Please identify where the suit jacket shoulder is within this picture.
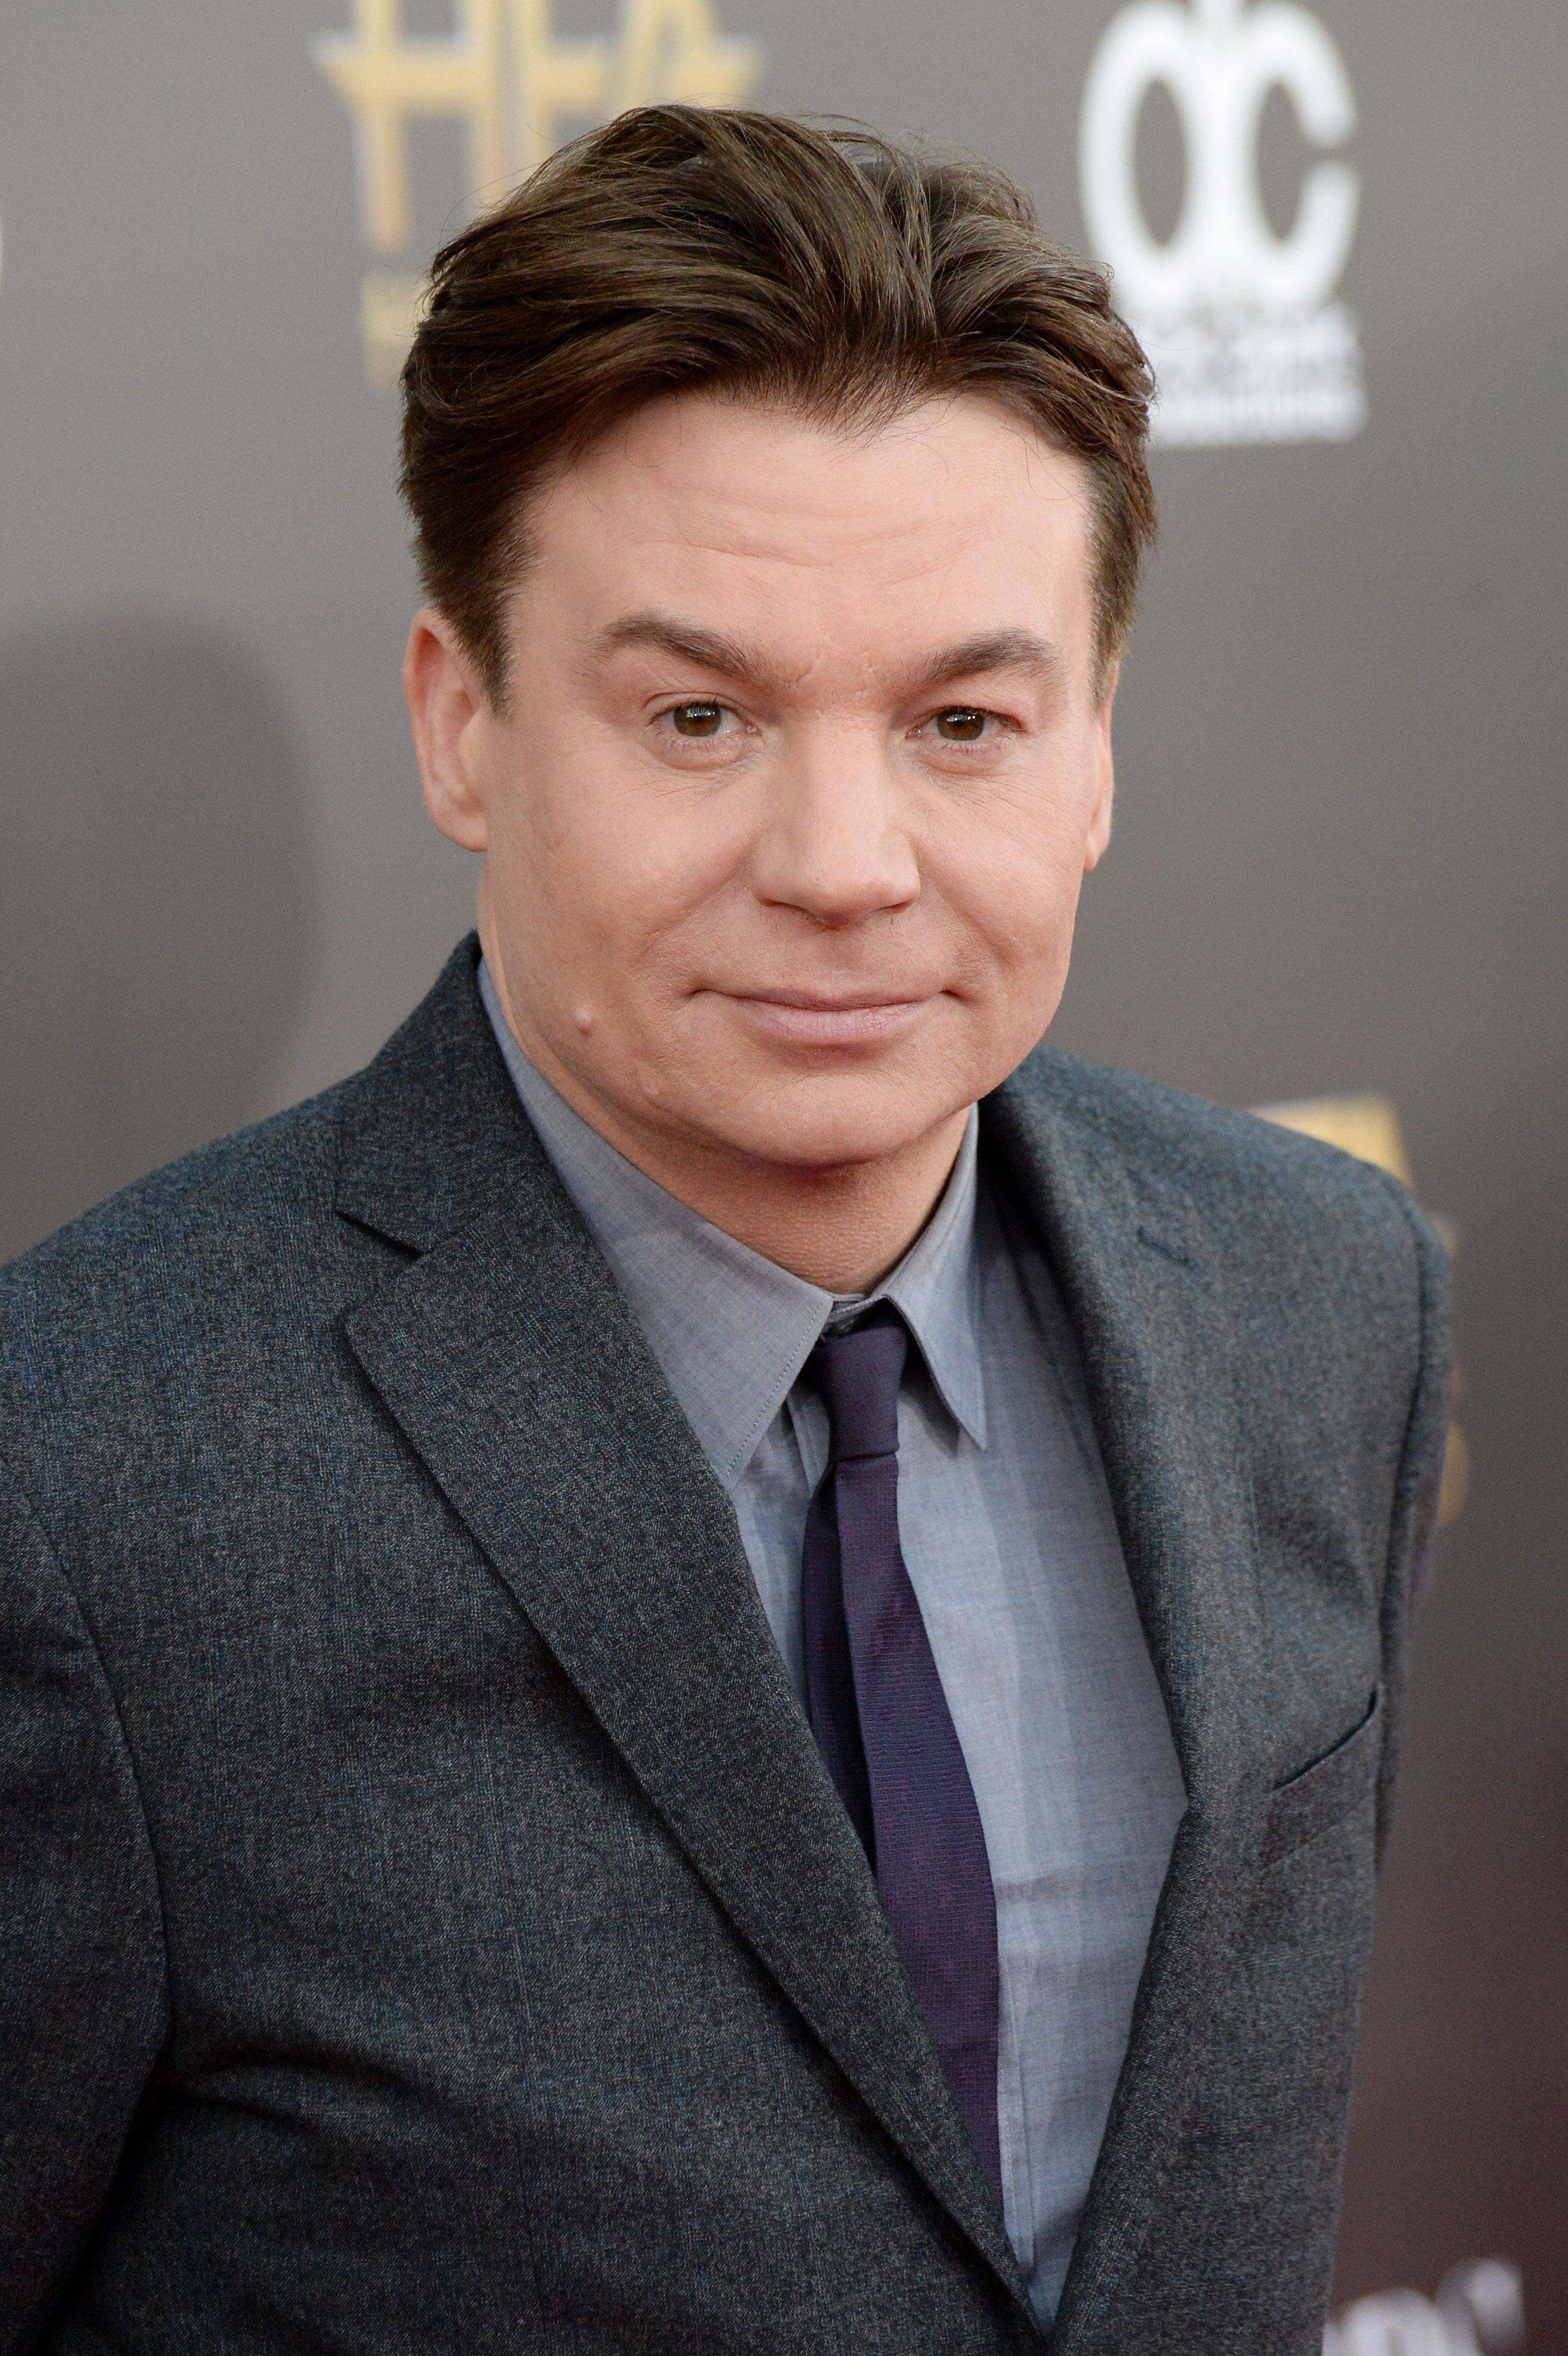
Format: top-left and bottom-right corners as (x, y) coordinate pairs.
(993, 1041), (1451, 1531)
(1004, 1038), (1443, 1304)
(0, 944), (529, 1494)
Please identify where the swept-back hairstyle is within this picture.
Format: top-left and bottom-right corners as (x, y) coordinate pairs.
(401, 105), (1156, 702)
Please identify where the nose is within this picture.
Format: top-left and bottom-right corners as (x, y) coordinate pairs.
(747, 726), (921, 928)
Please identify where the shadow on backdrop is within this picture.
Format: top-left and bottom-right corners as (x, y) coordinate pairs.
(0, 617), (317, 1261)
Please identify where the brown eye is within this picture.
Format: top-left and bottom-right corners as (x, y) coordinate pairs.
(934, 708), (988, 741)
(669, 702), (725, 737)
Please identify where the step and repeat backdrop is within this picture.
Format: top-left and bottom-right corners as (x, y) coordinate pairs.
(1, 4), (1563, 2343)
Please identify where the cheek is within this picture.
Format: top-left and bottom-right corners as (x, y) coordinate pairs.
(929, 789), (1093, 981)
(496, 749), (748, 976)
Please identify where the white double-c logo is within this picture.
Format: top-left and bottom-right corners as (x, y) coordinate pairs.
(1080, 0), (1358, 317)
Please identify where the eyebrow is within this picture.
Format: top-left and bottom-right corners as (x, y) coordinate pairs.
(912, 630), (1067, 695)
(595, 611), (781, 688)
(591, 611), (1067, 702)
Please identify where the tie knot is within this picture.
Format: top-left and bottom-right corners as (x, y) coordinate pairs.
(809, 1310), (907, 1464)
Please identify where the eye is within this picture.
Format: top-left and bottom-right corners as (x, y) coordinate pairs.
(666, 701), (728, 738)
(930, 707), (992, 743)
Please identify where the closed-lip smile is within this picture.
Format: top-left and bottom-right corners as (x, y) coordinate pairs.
(723, 989), (933, 1047)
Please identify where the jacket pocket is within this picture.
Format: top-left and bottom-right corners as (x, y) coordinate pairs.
(1262, 1687), (1382, 1866)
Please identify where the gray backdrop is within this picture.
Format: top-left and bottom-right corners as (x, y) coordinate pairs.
(2, 2), (1563, 2339)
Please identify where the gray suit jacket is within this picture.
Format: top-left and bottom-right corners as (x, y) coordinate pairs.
(0, 938), (1451, 2355)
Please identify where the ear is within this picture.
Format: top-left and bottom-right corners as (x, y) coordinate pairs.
(1082, 657), (1120, 872)
(403, 607), (492, 852)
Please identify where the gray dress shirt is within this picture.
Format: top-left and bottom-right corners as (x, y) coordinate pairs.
(480, 964), (1187, 2326)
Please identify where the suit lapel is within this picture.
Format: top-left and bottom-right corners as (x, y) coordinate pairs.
(335, 944), (1029, 2313)
(983, 1065), (1270, 2351)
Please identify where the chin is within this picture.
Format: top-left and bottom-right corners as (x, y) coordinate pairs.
(710, 1082), (963, 1176)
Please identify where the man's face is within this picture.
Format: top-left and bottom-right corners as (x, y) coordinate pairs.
(410, 390), (1116, 1177)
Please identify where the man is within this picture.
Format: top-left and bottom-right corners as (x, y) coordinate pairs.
(0, 107), (1448, 2355)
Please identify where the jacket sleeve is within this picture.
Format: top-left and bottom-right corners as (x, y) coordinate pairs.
(0, 1465), (170, 2352)
(1369, 1182), (1455, 1869)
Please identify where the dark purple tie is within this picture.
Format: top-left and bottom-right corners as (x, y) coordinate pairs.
(800, 1307), (1003, 2207)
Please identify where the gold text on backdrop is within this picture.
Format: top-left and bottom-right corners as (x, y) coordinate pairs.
(313, 0), (764, 386)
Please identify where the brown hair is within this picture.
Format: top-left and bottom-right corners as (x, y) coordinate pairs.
(401, 105), (1156, 704)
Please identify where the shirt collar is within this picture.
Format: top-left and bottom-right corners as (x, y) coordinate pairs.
(479, 959), (986, 1489)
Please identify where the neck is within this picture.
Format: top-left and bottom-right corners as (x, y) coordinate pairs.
(486, 980), (967, 1297)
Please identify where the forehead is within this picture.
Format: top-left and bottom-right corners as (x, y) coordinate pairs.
(523, 391), (1097, 664)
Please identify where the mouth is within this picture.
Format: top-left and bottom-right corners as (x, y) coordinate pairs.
(723, 990), (933, 1049)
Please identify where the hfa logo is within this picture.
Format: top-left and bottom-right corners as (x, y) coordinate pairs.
(1079, 0), (1364, 449)
(314, 0), (765, 387)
